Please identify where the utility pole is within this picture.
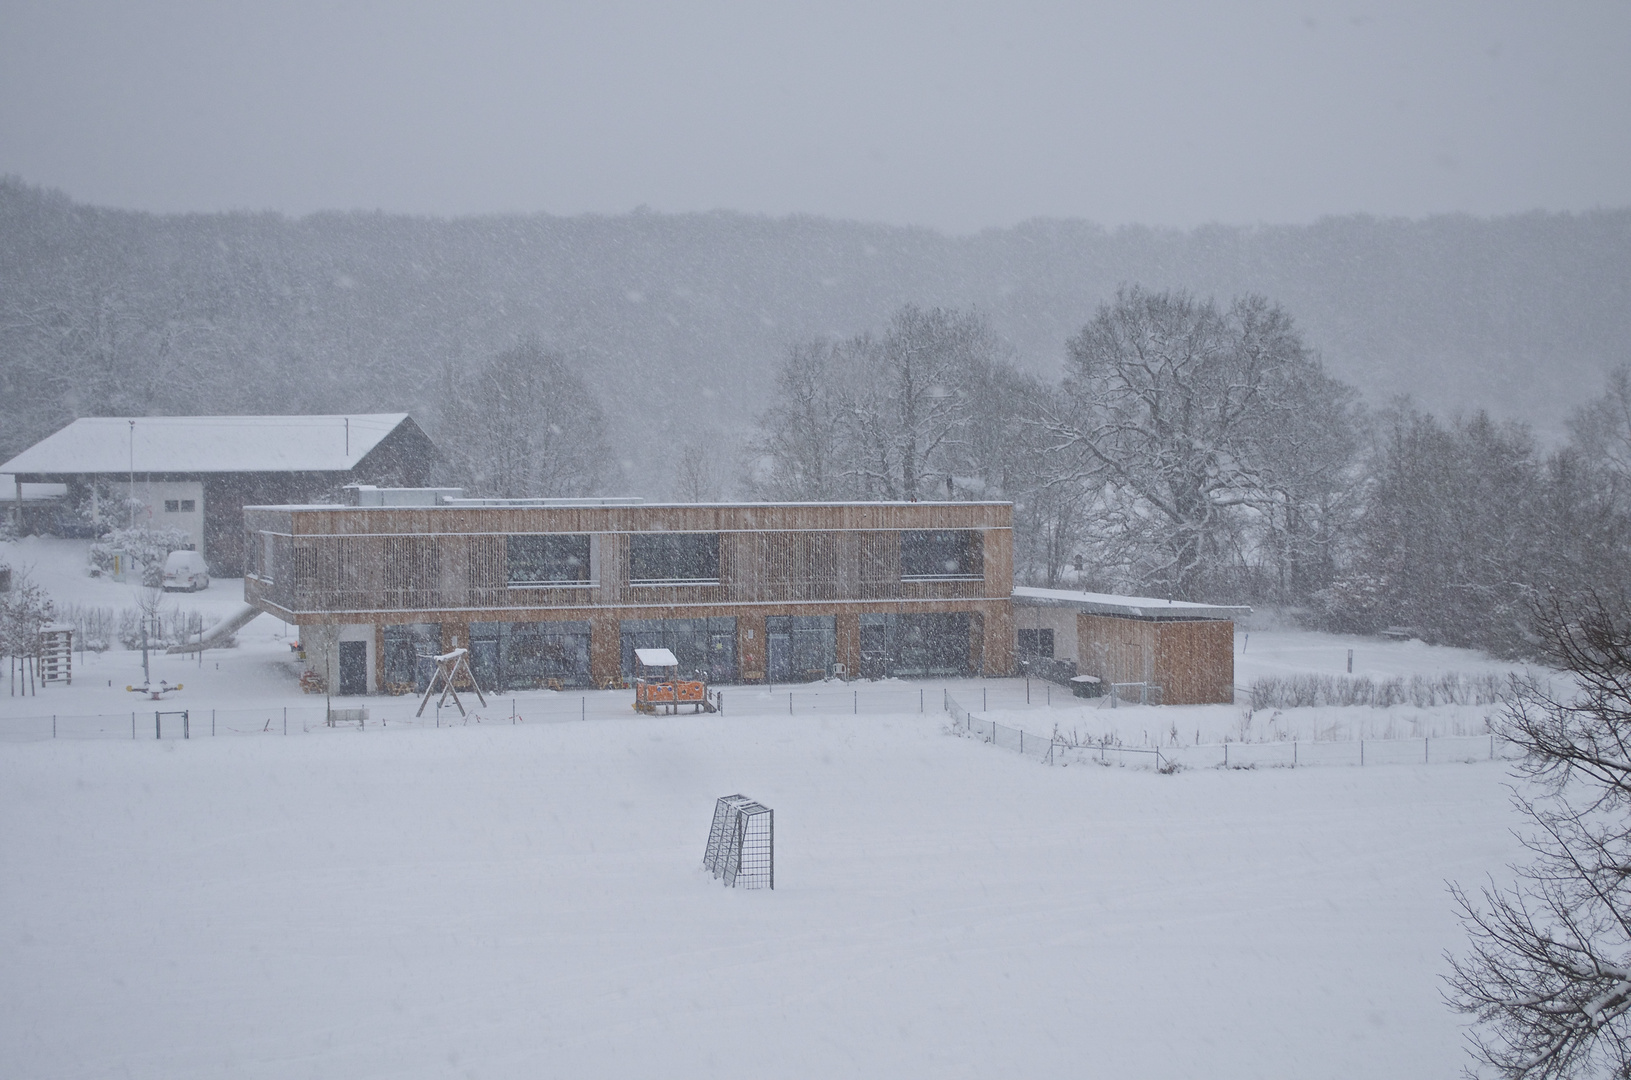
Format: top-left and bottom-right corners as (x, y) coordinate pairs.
(128, 419), (136, 529)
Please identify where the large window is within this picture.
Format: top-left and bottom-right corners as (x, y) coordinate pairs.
(858, 612), (973, 678)
(620, 617), (736, 681)
(900, 530), (983, 580)
(469, 620), (592, 690)
(629, 533), (720, 584)
(765, 615), (836, 682)
(507, 534), (591, 586)
(383, 623), (441, 693)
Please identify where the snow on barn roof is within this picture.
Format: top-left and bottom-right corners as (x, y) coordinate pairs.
(1, 415), (415, 476)
(1012, 585), (1250, 621)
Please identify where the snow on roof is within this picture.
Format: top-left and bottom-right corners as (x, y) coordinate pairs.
(0, 415), (414, 476)
(635, 647), (680, 667)
(0, 476), (68, 502)
(1012, 585), (1250, 621)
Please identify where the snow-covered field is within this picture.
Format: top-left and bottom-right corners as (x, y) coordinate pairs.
(3, 711), (1519, 1080)
(1, 536), (1540, 1077)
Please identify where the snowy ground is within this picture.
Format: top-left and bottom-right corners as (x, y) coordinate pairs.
(2, 711), (1520, 1080)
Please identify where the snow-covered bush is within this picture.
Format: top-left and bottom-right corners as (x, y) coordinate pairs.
(57, 603), (115, 652)
(1248, 671), (1508, 710)
(90, 526), (193, 586)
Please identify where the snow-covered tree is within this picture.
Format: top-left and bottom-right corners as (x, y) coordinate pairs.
(437, 340), (611, 498)
(1053, 286), (1358, 601)
(1448, 594), (1631, 1079)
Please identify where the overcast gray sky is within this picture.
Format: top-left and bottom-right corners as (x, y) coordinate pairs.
(2, 0), (1627, 232)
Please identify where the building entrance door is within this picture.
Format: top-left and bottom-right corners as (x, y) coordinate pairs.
(338, 640), (368, 695)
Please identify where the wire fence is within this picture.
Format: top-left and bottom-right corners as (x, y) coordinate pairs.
(942, 690), (1524, 770)
(0, 682), (962, 742)
(943, 689), (1056, 760)
(0, 698), (603, 742)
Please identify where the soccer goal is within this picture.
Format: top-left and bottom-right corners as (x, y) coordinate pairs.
(703, 794), (774, 889)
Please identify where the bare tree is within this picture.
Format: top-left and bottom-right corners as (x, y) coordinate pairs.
(438, 340), (610, 498)
(1054, 286), (1356, 600)
(1448, 595), (1631, 1078)
(747, 339), (854, 500)
(751, 306), (1013, 503)
(674, 429), (735, 502)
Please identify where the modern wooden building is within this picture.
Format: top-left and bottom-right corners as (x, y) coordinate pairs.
(2, 414), (438, 575)
(1012, 586), (1248, 705)
(243, 494), (1014, 695)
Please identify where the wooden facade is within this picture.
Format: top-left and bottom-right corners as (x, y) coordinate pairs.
(244, 501), (1014, 692)
(1076, 614), (1236, 705)
(1011, 586), (1245, 705)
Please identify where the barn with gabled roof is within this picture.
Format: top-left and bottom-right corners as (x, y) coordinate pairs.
(2, 414), (438, 575)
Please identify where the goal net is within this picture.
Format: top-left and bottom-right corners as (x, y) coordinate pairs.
(703, 794), (774, 889)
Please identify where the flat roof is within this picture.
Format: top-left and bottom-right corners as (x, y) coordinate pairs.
(1, 414), (416, 475)
(243, 499), (1015, 514)
(1012, 585), (1250, 621)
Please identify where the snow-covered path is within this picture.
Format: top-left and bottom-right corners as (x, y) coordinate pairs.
(2, 712), (1517, 1079)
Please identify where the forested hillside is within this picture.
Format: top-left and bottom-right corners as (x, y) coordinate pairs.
(2, 177), (1627, 494)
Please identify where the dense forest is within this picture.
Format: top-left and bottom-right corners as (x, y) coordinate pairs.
(3, 176), (1628, 490)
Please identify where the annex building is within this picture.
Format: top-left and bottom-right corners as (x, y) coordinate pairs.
(1012, 586), (1248, 705)
(244, 492), (1015, 694)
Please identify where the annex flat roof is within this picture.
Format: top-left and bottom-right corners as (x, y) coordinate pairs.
(1, 414), (414, 476)
(1012, 585), (1250, 621)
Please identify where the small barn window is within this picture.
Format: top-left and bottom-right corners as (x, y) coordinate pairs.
(629, 533), (720, 584)
(180, 499), (195, 512)
(164, 500), (180, 512)
(901, 530), (982, 580)
(506, 534), (591, 586)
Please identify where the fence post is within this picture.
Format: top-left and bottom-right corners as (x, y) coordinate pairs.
(1294, 740), (1298, 768)
(983, 687), (987, 712)
(1360, 739), (1364, 766)
(1425, 737), (1429, 764)
(789, 691), (793, 715)
(920, 689), (924, 713)
(283, 707), (287, 736)
(853, 690), (857, 715)
(1490, 733), (1494, 760)
(53, 715), (56, 739)
(1019, 730), (1023, 754)
(1224, 742), (1228, 768)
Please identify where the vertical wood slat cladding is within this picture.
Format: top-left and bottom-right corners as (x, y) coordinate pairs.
(1076, 612), (1234, 704)
(247, 503), (1011, 618)
(383, 536), (439, 612)
(1152, 620), (1235, 705)
(859, 531), (900, 599)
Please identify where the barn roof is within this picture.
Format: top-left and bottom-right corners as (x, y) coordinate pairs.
(1012, 585), (1250, 621)
(1, 414), (417, 476)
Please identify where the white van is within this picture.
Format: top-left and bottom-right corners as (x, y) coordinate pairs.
(162, 550), (210, 592)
